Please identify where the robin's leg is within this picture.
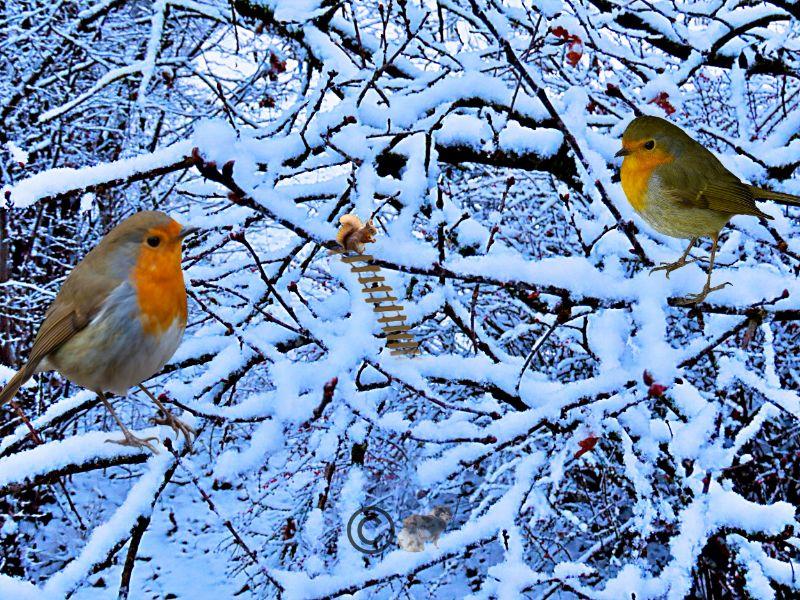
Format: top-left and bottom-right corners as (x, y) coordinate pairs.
(138, 384), (195, 448)
(99, 394), (159, 454)
(675, 233), (731, 305)
(650, 237), (698, 279)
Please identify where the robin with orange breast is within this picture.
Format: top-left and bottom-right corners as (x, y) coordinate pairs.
(0, 211), (197, 453)
(617, 115), (800, 304)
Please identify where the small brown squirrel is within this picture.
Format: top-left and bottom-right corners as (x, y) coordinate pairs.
(336, 214), (377, 254)
(397, 505), (452, 552)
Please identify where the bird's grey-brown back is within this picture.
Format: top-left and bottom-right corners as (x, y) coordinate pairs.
(38, 211), (173, 336)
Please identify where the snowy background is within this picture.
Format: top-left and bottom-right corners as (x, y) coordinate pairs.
(2, 0), (800, 598)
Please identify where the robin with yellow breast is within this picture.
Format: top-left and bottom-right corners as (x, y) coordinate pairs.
(617, 115), (800, 304)
(0, 211), (197, 453)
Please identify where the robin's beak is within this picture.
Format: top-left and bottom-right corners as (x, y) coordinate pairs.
(178, 226), (200, 240)
(615, 147), (631, 158)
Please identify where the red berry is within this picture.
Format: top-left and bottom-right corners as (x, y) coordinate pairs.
(574, 435), (599, 458)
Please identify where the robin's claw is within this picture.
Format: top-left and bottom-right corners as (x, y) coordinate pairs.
(151, 412), (196, 449)
(674, 281), (730, 306)
(106, 432), (160, 454)
(650, 257), (697, 279)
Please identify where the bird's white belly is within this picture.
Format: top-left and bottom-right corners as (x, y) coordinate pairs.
(45, 282), (185, 395)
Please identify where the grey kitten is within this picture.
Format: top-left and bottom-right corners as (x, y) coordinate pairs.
(398, 505), (452, 552)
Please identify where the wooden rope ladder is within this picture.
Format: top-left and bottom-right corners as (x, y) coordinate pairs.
(330, 249), (420, 357)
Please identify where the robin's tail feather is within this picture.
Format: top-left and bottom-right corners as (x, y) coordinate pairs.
(749, 186), (800, 207)
(0, 366), (32, 408)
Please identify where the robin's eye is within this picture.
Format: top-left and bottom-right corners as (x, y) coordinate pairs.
(644, 140), (655, 150)
(146, 236), (161, 248)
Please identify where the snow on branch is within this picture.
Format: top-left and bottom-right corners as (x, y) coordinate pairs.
(4, 142), (194, 207)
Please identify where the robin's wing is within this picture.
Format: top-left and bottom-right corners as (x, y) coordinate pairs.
(2, 299), (93, 407)
(688, 179), (768, 218)
(26, 255), (124, 372)
(26, 304), (90, 369)
(659, 148), (769, 218)
(0, 254), (121, 406)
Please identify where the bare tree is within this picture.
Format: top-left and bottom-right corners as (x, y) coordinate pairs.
(2, 1), (800, 598)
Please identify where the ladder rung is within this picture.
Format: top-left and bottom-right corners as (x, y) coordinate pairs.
(392, 348), (420, 356)
(358, 276), (385, 284)
(341, 254), (373, 263)
(378, 315), (407, 323)
(373, 305), (406, 313)
(363, 285), (393, 293)
(392, 345), (420, 353)
(387, 332), (414, 340)
(352, 265), (381, 273)
(382, 324), (411, 333)
(364, 296), (397, 304)
(387, 340), (419, 349)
